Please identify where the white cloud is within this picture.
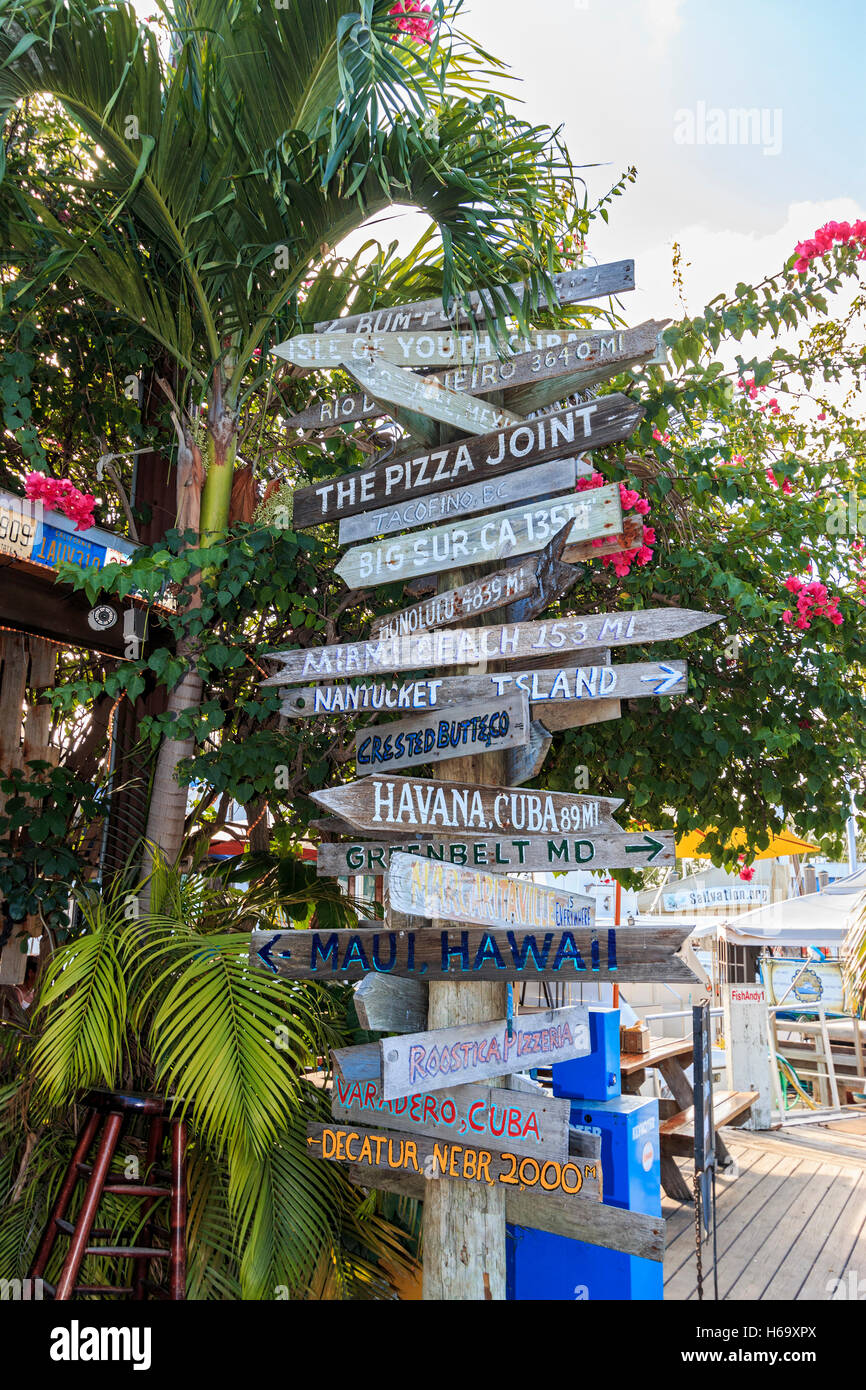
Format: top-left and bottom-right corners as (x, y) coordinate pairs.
(643, 0), (687, 61)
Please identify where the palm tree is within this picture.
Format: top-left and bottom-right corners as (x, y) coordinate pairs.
(0, 0), (570, 868)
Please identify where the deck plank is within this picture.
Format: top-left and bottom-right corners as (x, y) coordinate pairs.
(761, 1164), (859, 1300)
(723, 1159), (838, 1301)
(796, 1170), (866, 1299)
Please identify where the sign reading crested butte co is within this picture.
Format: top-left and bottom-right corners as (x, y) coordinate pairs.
(388, 853), (594, 934)
(354, 693), (529, 775)
(330, 1077), (571, 1161)
(250, 921), (697, 984)
(282, 660), (686, 719)
(334, 488), (621, 588)
(315, 830), (677, 877)
(380, 1006), (591, 1099)
(313, 259), (635, 334)
(291, 394), (642, 529)
(263, 609), (720, 686)
(285, 318), (664, 432)
(310, 775), (624, 837)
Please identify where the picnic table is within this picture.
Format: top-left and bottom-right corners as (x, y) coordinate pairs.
(621, 1036), (756, 1203)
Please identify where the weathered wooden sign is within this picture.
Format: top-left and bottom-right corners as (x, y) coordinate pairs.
(334, 487), (621, 588)
(313, 260), (635, 335)
(274, 325), (594, 371)
(354, 693), (529, 775)
(367, 523), (580, 641)
(337, 457), (577, 546)
(342, 356), (523, 437)
(353, 973), (427, 1034)
(387, 853), (594, 933)
(379, 1005), (591, 1099)
(285, 319), (664, 433)
(251, 922), (688, 982)
(281, 660), (686, 720)
(306, 1122), (600, 1200)
(316, 828), (677, 877)
(291, 393), (642, 530)
(264, 610), (718, 688)
(330, 1076), (571, 1161)
(309, 774), (624, 837)
(345, 1165), (664, 1261)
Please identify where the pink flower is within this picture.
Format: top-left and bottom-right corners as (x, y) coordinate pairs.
(818, 411), (826, 420)
(635, 545), (654, 566)
(634, 497), (650, 515)
(795, 616), (811, 629)
(785, 577), (803, 592)
(739, 866), (755, 881)
(25, 472), (96, 530)
(782, 610), (793, 624)
(829, 611), (844, 625)
(642, 527), (656, 545)
(389, 0), (435, 43)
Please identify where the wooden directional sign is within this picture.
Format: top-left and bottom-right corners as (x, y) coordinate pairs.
(337, 457), (577, 546)
(250, 921), (696, 983)
(313, 261), (635, 334)
(505, 719), (552, 788)
(379, 1005), (591, 1100)
(505, 519), (582, 626)
(345, 1166), (665, 1261)
(342, 356), (523, 437)
(388, 853), (595, 934)
(335, 487), (621, 589)
(316, 828), (677, 877)
(264, 609), (720, 688)
(330, 1076), (571, 1161)
(353, 973), (427, 1034)
(274, 325), (589, 372)
(291, 393), (642, 530)
(354, 693), (529, 776)
(309, 775), (625, 837)
(285, 319), (665, 433)
(306, 1122), (601, 1201)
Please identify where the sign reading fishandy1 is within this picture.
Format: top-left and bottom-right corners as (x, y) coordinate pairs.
(291, 393), (642, 530)
(379, 1006), (591, 1100)
(316, 829), (676, 877)
(262, 609), (720, 686)
(388, 853), (594, 934)
(310, 775), (624, 837)
(354, 693), (529, 775)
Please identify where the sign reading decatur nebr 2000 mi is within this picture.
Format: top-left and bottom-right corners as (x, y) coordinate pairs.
(354, 693), (529, 775)
(388, 853), (594, 934)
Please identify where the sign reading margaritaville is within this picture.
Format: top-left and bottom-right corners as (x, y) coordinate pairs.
(388, 853), (594, 933)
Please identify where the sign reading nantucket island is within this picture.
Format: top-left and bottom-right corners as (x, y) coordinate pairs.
(291, 394), (642, 529)
(388, 852), (594, 934)
(354, 693), (529, 775)
(379, 1006), (591, 1100)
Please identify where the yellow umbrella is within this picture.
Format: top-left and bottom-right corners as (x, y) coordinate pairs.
(675, 828), (820, 860)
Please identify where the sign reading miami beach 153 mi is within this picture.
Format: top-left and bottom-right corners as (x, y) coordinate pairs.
(388, 853), (594, 935)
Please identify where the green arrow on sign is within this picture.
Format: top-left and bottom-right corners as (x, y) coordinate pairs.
(625, 833), (668, 863)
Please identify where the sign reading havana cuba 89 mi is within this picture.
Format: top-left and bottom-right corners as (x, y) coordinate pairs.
(388, 852), (594, 934)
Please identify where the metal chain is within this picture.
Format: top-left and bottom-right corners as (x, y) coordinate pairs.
(694, 1169), (704, 1300)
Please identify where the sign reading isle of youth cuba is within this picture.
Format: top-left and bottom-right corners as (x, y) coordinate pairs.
(388, 852), (594, 934)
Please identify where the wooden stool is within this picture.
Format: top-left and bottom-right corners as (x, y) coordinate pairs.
(31, 1088), (187, 1300)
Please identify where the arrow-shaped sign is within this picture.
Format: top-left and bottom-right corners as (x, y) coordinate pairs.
(624, 832), (669, 863)
(255, 933), (289, 974)
(641, 662), (684, 696)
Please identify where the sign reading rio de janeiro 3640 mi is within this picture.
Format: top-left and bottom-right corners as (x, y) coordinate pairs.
(388, 853), (594, 934)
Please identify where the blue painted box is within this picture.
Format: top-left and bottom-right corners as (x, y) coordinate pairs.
(551, 1006), (621, 1101)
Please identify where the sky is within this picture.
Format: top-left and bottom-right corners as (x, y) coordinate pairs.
(359, 0), (866, 321)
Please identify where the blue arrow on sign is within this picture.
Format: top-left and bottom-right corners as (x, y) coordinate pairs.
(641, 662), (683, 696)
(256, 933), (290, 973)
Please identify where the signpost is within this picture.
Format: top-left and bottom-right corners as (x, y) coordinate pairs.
(263, 609), (720, 686)
(290, 394), (643, 530)
(341, 356), (524, 436)
(309, 774), (625, 837)
(379, 1005), (591, 1100)
(334, 487), (622, 588)
(330, 1077), (571, 1161)
(337, 457), (578, 546)
(274, 325), (602, 371)
(315, 828), (677, 877)
(387, 852), (593, 931)
(353, 692), (530, 775)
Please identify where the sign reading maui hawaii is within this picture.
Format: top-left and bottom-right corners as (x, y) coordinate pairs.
(290, 394), (642, 529)
(379, 1006), (591, 1100)
(284, 318), (665, 432)
(263, 609), (719, 686)
(315, 828), (676, 877)
(281, 660), (686, 720)
(353, 693), (529, 775)
(334, 487), (621, 588)
(310, 774), (624, 837)
(330, 1077), (571, 1161)
(388, 853), (594, 933)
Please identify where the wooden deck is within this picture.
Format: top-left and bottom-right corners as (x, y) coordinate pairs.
(663, 1121), (866, 1300)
